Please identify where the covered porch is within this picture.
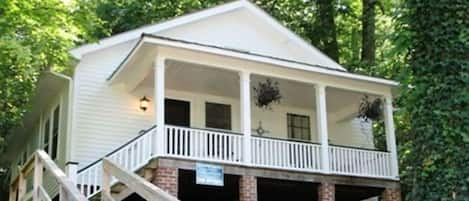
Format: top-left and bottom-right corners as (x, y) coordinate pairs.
(108, 34), (399, 180)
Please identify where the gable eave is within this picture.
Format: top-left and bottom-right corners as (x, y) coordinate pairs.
(109, 34), (398, 88)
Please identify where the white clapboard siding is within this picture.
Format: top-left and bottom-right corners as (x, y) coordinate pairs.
(157, 8), (341, 69)
(72, 41), (154, 169)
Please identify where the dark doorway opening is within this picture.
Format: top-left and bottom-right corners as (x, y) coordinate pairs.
(335, 185), (384, 201)
(165, 99), (191, 155)
(122, 193), (145, 201)
(165, 99), (190, 127)
(178, 169), (239, 201)
(257, 178), (318, 201)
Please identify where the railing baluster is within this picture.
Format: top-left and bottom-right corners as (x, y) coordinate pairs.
(93, 166), (99, 194)
(208, 132), (213, 159)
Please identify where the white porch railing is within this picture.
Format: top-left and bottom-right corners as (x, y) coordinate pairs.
(329, 145), (392, 178)
(251, 137), (321, 171)
(76, 126), (156, 198)
(164, 125), (244, 164)
(75, 125), (395, 198)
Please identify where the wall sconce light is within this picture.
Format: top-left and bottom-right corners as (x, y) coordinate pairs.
(140, 96), (150, 111)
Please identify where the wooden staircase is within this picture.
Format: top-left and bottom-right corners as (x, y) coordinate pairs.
(9, 150), (177, 201)
(89, 160), (160, 201)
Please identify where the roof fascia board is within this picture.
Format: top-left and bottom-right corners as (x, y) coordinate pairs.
(69, 0), (246, 59)
(110, 36), (398, 87)
(144, 37), (398, 86)
(108, 38), (146, 84)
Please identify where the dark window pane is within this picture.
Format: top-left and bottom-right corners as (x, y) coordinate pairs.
(52, 135), (58, 159)
(205, 102), (231, 130)
(43, 119), (50, 153)
(53, 106), (59, 133)
(51, 106), (60, 159)
(287, 114), (310, 141)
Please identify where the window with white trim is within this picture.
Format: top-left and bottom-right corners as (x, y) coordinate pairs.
(287, 113), (311, 141)
(42, 104), (60, 160)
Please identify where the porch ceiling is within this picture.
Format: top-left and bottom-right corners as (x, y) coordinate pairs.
(140, 60), (240, 98)
(136, 60), (377, 114)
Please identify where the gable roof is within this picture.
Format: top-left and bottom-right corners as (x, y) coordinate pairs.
(70, 0), (345, 71)
(109, 34), (398, 87)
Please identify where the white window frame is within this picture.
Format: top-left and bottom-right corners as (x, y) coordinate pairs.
(40, 97), (62, 161)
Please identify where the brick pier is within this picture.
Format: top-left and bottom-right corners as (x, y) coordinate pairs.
(152, 166), (178, 197)
(239, 175), (257, 201)
(318, 182), (335, 201)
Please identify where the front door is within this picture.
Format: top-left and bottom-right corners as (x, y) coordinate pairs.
(165, 99), (190, 155)
(165, 99), (190, 127)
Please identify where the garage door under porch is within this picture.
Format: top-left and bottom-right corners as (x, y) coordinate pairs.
(122, 158), (401, 201)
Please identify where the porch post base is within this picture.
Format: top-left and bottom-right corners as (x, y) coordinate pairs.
(240, 175), (257, 201)
(382, 188), (401, 201)
(152, 166), (178, 197)
(318, 182), (335, 201)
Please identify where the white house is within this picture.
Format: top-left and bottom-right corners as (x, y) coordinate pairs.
(6, 1), (401, 201)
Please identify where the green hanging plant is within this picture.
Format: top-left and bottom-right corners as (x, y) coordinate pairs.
(253, 78), (282, 110)
(358, 95), (382, 121)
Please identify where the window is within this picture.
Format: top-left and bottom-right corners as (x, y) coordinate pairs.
(43, 119), (50, 154)
(51, 106), (60, 160)
(205, 102), (231, 130)
(287, 114), (311, 141)
(42, 104), (60, 160)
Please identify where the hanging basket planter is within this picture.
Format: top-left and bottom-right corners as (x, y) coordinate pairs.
(358, 95), (382, 121)
(253, 78), (282, 110)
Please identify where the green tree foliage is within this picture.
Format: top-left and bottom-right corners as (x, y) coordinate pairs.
(0, 0), (100, 144)
(1, 0), (468, 200)
(92, 0), (227, 38)
(0, 0), (102, 197)
(400, 0), (469, 200)
(0, 0), (101, 150)
(314, 0), (340, 62)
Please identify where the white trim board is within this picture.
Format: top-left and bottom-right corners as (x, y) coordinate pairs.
(109, 35), (398, 87)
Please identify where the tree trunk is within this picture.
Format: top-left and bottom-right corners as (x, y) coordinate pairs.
(316, 0), (340, 63)
(361, 0), (376, 65)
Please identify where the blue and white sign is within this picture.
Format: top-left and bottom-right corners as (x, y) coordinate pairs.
(196, 163), (224, 186)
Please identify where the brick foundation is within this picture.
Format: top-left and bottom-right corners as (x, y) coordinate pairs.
(152, 167), (178, 197)
(240, 175), (257, 201)
(318, 182), (335, 201)
(382, 188), (401, 201)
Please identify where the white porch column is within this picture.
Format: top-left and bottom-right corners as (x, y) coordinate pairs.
(383, 96), (399, 178)
(154, 57), (166, 156)
(316, 84), (330, 173)
(240, 71), (252, 164)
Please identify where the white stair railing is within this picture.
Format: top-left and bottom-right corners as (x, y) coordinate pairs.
(9, 150), (87, 201)
(164, 125), (244, 164)
(251, 137), (322, 171)
(76, 126), (156, 198)
(329, 145), (392, 178)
